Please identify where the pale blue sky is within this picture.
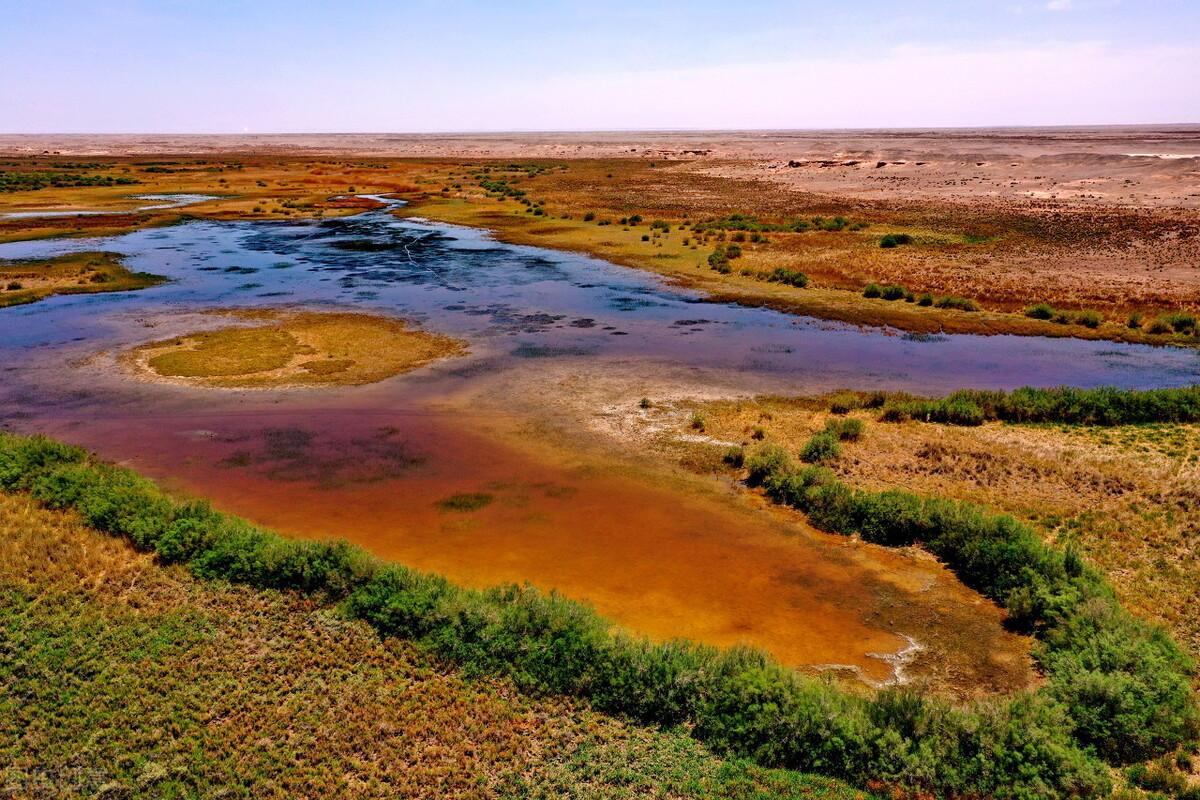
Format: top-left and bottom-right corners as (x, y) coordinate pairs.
(2, 0), (1197, 132)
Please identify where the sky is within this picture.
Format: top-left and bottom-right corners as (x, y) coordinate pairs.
(1, 0), (1197, 133)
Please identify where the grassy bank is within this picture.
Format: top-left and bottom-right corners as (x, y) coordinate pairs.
(3, 432), (1198, 798)
(860, 386), (1200, 427)
(0, 491), (866, 800)
(0, 251), (165, 308)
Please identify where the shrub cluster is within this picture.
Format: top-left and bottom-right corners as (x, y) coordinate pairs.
(708, 245), (741, 274)
(1024, 303), (1106, 329)
(879, 233), (913, 248)
(863, 283), (978, 311)
(0, 171), (139, 192)
(2, 432), (1195, 798)
(764, 267), (809, 287)
(878, 385), (1200, 426)
(691, 213), (867, 234)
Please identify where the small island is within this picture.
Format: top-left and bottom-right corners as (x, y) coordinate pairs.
(124, 309), (466, 388)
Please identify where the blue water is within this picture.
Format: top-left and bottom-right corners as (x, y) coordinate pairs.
(2, 199), (1197, 395)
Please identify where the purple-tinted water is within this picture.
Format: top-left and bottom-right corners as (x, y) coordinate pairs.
(1, 199), (1198, 397)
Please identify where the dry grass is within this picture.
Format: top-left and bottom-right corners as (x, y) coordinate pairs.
(0, 251), (164, 307)
(125, 309), (466, 388)
(0, 492), (873, 800)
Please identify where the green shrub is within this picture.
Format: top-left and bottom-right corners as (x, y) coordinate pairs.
(1075, 310), (1104, 329)
(880, 396), (985, 426)
(824, 417), (864, 441)
(917, 293), (934, 306)
(879, 233), (913, 248)
(935, 296), (979, 312)
(1026, 303), (1055, 320)
(744, 444), (792, 486)
(765, 267), (809, 287)
(722, 446), (745, 468)
(863, 283), (883, 298)
(1126, 312), (1143, 329)
(828, 393), (859, 415)
(880, 285), (907, 301)
(800, 431), (841, 463)
(1160, 312), (1197, 334)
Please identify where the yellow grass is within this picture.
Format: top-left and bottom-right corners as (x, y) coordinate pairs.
(126, 310), (466, 388)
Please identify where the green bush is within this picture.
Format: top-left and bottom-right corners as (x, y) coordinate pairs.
(880, 285), (907, 301)
(800, 431), (841, 463)
(879, 233), (913, 248)
(862, 283), (883, 298)
(1160, 312), (1197, 334)
(824, 417), (864, 441)
(917, 293), (934, 306)
(765, 267), (809, 287)
(1025, 303), (1055, 320)
(935, 296), (979, 312)
(880, 396), (985, 426)
(1075, 310), (1104, 329)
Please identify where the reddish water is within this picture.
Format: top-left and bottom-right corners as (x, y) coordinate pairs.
(37, 401), (1032, 690)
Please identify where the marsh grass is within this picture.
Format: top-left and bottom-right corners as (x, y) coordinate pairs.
(877, 386), (1200, 427)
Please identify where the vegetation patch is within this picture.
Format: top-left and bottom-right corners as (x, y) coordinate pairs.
(0, 170), (139, 192)
(1025, 303), (1108, 329)
(863, 282), (977, 311)
(2, 432), (1195, 798)
(0, 251), (165, 308)
(124, 310), (466, 388)
(872, 385), (1200, 427)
